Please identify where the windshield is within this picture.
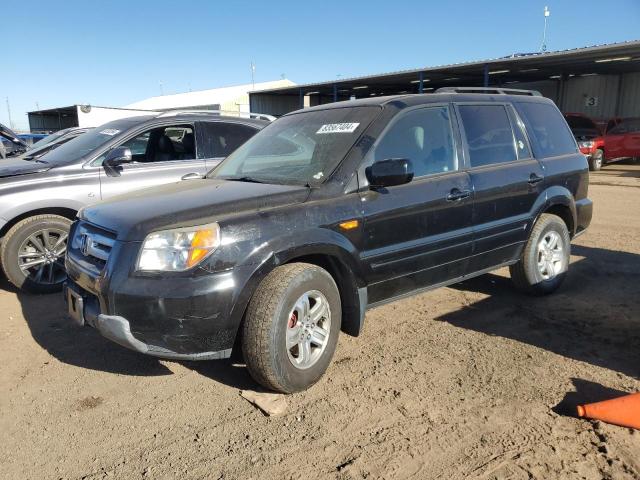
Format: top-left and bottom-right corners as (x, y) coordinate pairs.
(29, 130), (69, 149)
(37, 118), (149, 166)
(210, 106), (380, 186)
(565, 115), (598, 132)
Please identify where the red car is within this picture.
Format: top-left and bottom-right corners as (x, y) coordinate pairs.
(585, 117), (640, 171)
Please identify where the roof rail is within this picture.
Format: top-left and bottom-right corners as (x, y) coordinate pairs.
(156, 109), (276, 121)
(435, 87), (542, 97)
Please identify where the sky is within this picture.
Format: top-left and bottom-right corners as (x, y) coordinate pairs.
(2, 0), (640, 130)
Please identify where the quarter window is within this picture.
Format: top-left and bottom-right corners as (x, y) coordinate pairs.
(458, 105), (517, 167)
(374, 106), (457, 177)
(198, 122), (258, 158)
(516, 102), (577, 158)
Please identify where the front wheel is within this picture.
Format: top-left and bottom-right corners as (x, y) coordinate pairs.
(242, 263), (341, 393)
(589, 149), (604, 171)
(509, 213), (571, 296)
(0, 214), (72, 294)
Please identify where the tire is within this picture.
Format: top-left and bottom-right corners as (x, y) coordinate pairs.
(242, 262), (341, 393)
(509, 213), (571, 296)
(589, 149), (604, 171)
(1, 214), (72, 294)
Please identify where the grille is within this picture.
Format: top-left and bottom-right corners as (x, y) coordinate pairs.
(71, 222), (117, 270)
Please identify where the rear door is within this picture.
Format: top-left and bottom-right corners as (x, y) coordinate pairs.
(196, 121), (261, 170)
(621, 119), (640, 158)
(360, 104), (474, 304)
(456, 102), (543, 273)
(98, 123), (208, 200)
(604, 120), (629, 159)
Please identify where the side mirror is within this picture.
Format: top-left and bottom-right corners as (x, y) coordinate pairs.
(181, 172), (203, 181)
(103, 146), (133, 167)
(366, 158), (414, 188)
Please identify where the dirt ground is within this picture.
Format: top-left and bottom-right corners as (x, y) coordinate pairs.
(1, 163), (639, 480)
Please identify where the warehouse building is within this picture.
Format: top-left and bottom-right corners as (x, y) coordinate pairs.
(249, 40), (640, 121)
(27, 79), (295, 133)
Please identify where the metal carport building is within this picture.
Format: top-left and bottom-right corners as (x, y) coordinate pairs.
(249, 40), (640, 121)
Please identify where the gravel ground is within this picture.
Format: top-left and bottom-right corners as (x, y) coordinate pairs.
(1, 163), (639, 480)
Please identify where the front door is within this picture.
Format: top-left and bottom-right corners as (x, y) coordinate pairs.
(457, 102), (548, 273)
(98, 123), (208, 200)
(360, 105), (474, 304)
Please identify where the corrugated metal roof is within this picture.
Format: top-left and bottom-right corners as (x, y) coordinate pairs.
(252, 40), (640, 94)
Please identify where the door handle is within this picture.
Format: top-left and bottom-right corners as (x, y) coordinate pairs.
(446, 188), (471, 201)
(528, 173), (544, 185)
(181, 172), (203, 181)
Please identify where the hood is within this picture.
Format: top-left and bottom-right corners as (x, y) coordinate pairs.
(0, 157), (51, 177)
(0, 123), (28, 148)
(81, 179), (310, 241)
(571, 128), (600, 141)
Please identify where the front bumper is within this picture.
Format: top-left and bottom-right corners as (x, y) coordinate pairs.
(65, 234), (257, 359)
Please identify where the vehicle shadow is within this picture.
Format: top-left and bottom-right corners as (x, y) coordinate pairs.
(12, 275), (259, 387)
(11, 277), (172, 376)
(437, 244), (640, 380)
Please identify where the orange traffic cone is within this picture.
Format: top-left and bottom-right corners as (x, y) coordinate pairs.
(577, 392), (640, 429)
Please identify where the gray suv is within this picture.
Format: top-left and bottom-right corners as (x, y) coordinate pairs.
(0, 111), (268, 293)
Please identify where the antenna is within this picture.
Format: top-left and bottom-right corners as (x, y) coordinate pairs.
(250, 61), (256, 90)
(5, 97), (13, 129)
(159, 81), (164, 96)
(541, 6), (550, 52)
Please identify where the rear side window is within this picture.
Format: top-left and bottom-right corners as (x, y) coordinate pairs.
(608, 119), (640, 135)
(458, 105), (517, 167)
(516, 103), (577, 158)
(374, 106), (457, 177)
(198, 122), (258, 159)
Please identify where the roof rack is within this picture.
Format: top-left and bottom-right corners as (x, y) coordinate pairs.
(435, 87), (542, 96)
(156, 109), (276, 121)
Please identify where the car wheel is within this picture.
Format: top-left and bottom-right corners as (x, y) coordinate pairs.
(242, 262), (341, 393)
(589, 149), (604, 171)
(509, 213), (571, 296)
(0, 215), (72, 294)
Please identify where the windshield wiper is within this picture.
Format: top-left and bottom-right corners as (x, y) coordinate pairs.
(225, 176), (265, 184)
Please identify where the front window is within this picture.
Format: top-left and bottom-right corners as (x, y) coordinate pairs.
(36, 117), (153, 166)
(210, 106), (380, 186)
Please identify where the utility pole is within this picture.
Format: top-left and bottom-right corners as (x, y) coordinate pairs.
(5, 97), (14, 129)
(250, 61), (256, 90)
(159, 81), (164, 96)
(541, 6), (550, 52)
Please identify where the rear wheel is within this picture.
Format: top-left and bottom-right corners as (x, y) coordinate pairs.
(242, 263), (341, 393)
(509, 213), (571, 295)
(589, 149), (604, 171)
(0, 215), (72, 294)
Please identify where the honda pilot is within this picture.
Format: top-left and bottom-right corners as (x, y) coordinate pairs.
(65, 89), (592, 393)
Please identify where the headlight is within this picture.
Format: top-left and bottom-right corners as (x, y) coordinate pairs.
(137, 223), (220, 272)
(578, 140), (594, 149)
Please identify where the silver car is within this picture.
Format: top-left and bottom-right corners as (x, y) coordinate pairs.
(0, 111), (268, 293)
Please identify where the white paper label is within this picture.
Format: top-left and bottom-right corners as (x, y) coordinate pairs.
(99, 129), (120, 136)
(316, 123), (360, 134)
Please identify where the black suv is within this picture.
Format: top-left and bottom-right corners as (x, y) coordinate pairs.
(65, 89), (592, 393)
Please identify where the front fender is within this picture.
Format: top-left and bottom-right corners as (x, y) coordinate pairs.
(225, 227), (367, 340)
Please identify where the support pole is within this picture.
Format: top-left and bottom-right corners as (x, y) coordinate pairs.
(333, 84), (338, 103)
(299, 88), (304, 109)
(483, 64), (489, 87)
(419, 72), (424, 94)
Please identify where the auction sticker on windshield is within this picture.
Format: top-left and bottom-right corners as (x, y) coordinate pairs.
(316, 123), (360, 134)
(99, 129), (120, 136)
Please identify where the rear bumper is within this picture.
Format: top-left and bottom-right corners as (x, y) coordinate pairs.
(575, 198), (593, 237)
